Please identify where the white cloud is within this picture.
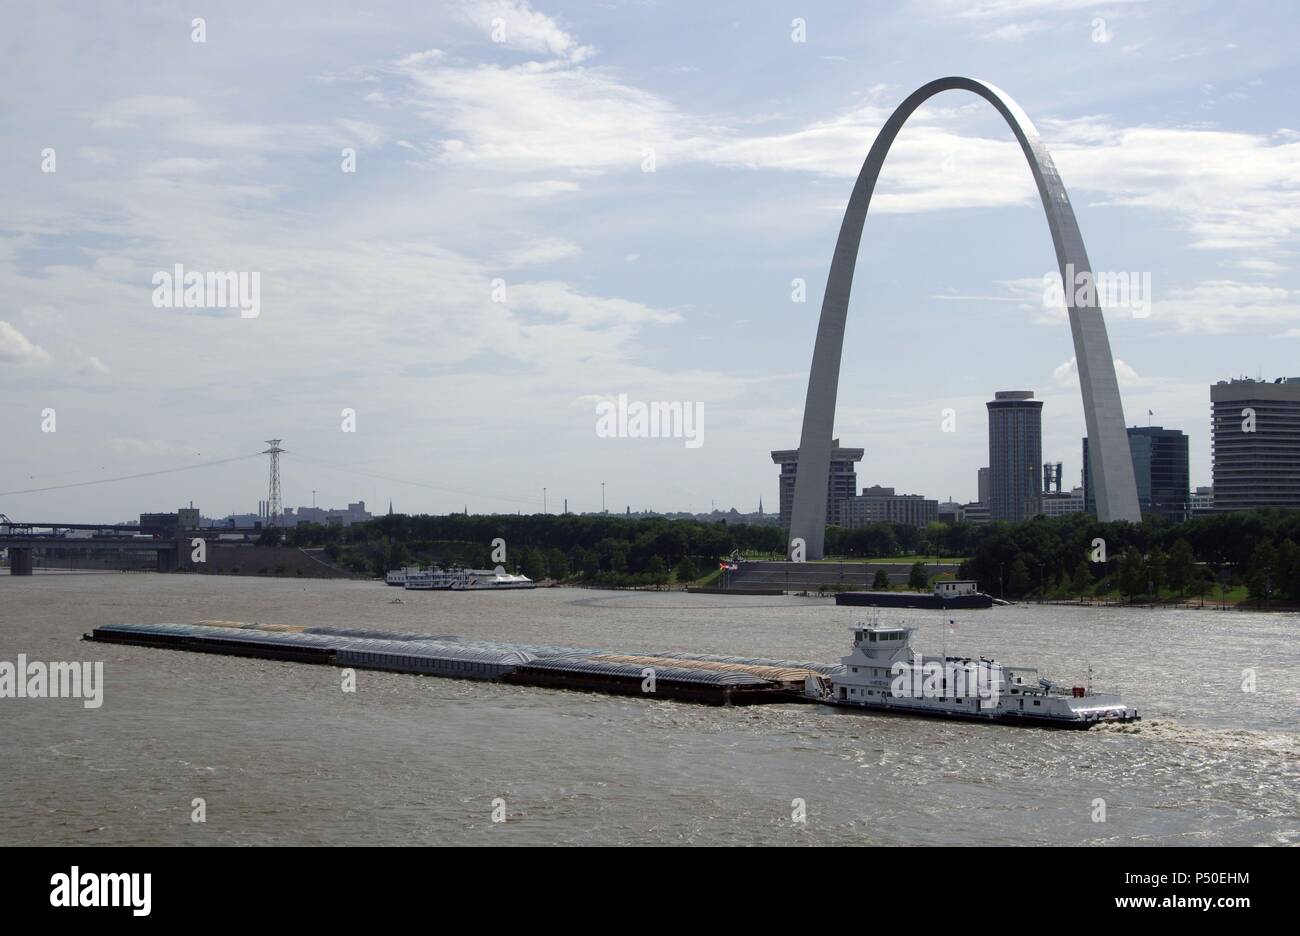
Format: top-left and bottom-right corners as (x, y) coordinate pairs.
(929, 0), (1148, 17)
(1053, 355), (1143, 386)
(460, 0), (593, 63)
(0, 321), (51, 364)
(1152, 281), (1300, 334)
(981, 21), (1050, 40)
(503, 237), (581, 266)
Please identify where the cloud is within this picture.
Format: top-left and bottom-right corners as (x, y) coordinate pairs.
(503, 237), (581, 266)
(929, 0), (1148, 16)
(1151, 281), (1300, 334)
(981, 21), (1050, 40)
(1053, 355), (1143, 387)
(460, 0), (593, 63)
(0, 321), (51, 364)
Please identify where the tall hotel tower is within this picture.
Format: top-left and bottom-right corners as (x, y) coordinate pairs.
(987, 390), (1043, 522)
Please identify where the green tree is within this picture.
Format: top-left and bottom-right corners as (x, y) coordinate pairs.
(522, 549), (546, 582)
(1147, 547), (1168, 597)
(546, 548), (570, 581)
(256, 526), (283, 547)
(674, 555), (699, 584)
(1272, 539), (1300, 604)
(646, 555), (668, 587)
(1006, 556), (1031, 598)
(872, 568), (890, 590)
(1070, 559), (1093, 595)
(1118, 550), (1147, 601)
(1165, 540), (1196, 597)
(907, 561), (929, 591)
(1246, 541), (1277, 607)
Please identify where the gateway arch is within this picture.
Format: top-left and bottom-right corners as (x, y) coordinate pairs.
(788, 76), (1142, 560)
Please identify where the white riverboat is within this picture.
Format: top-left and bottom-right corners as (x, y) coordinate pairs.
(824, 621), (1139, 729)
(403, 568), (463, 590)
(384, 567), (421, 587)
(403, 567), (537, 591)
(449, 569), (537, 590)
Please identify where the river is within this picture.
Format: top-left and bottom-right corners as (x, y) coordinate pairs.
(2, 572), (1296, 845)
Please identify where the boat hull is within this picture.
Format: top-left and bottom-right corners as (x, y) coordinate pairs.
(836, 591), (993, 609)
(825, 697), (1140, 729)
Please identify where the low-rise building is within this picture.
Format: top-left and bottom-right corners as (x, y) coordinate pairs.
(836, 485), (938, 528)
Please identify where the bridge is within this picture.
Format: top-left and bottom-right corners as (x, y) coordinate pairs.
(0, 518), (266, 575)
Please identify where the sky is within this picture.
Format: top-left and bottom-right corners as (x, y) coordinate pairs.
(2, 0), (1299, 523)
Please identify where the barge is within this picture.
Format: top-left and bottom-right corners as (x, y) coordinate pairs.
(84, 617), (1137, 728)
(84, 621), (829, 706)
(836, 580), (995, 609)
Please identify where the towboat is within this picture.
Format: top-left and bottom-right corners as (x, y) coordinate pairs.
(821, 621), (1139, 729)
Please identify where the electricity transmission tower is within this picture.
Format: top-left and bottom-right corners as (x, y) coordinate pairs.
(262, 439), (284, 527)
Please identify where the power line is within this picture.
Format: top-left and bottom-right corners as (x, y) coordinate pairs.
(291, 454), (542, 508)
(0, 453), (263, 497)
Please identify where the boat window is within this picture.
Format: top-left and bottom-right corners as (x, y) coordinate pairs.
(869, 632), (876, 642)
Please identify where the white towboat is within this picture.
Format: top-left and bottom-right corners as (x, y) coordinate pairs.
(823, 621), (1139, 729)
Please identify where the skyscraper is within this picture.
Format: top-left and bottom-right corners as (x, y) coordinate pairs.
(1084, 427), (1189, 522)
(1211, 377), (1300, 511)
(987, 391), (1043, 522)
(771, 439), (863, 527)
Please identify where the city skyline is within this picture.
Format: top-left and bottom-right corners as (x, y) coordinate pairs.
(4, 1), (1300, 523)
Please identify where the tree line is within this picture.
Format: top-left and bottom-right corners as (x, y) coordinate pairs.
(266, 508), (1300, 604)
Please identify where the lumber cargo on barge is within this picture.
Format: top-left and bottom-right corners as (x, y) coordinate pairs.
(84, 621), (837, 705)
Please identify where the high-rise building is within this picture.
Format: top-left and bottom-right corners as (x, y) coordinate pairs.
(977, 467), (990, 505)
(1084, 427), (1189, 522)
(771, 439), (864, 527)
(1211, 377), (1300, 511)
(987, 391), (1043, 522)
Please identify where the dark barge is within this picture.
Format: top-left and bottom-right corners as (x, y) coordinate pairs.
(84, 621), (834, 706)
(836, 580), (994, 609)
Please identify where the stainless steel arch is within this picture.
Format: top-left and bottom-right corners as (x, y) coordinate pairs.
(788, 76), (1141, 560)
